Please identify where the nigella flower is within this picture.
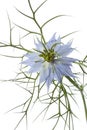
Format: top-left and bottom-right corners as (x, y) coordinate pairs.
(22, 33), (77, 89)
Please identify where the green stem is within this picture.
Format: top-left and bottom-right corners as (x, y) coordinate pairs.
(27, 0), (47, 50)
(0, 42), (31, 52)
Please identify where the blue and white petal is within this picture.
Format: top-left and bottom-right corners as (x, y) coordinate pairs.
(39, 61), (50, 83)
(28, 62), (42, 73)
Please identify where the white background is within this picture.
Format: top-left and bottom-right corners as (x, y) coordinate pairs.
(0, 0), (87, 130)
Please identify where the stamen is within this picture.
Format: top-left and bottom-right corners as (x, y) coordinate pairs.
(39, 49), (55, 62)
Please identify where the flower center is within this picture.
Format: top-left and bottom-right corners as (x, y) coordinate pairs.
(40, 49), (55, 62)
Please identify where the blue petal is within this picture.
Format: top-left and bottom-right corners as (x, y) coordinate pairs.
(21, 52), (43, 67)
(39, 62), (50, 83)
(47, 33), (57, 49)
(21, 59), (34, 66)
(29, 62), (42, 73)
(46, 68), (54, 90)
(54, 66), (63, 82)
(48, 33), (56, 43)
(47, 33), (61, 49)
(56, 64), (75, 78)
(57, 57), (77, 65)
(57, 35), (61, 43)
(55, 40), (74, 56)
(34, 38), (43, 51)
(25, 52), (39, 60)
(39, 69), (49, 83)
(40, 61), (51, 83)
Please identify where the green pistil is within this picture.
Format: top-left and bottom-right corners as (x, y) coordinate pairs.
(40, 49), (55, 62)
